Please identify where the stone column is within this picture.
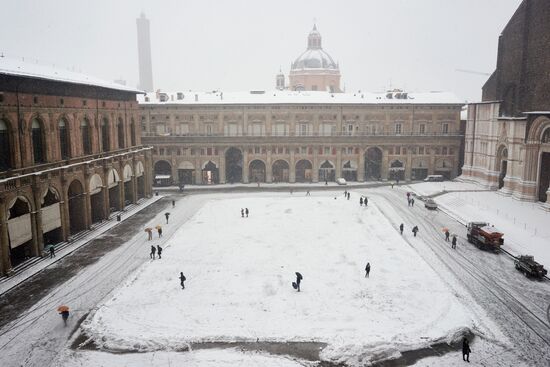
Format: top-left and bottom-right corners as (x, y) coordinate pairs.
(83, 170), (92, 229)
(243, 149), (249, 183)
(0, 198), (12, 275)
(336, 148), (342, 180)
(31, 178), (43, 256)
(219, 149), (226, 184)
(266, 148), (273, 183)
(312, 147), (319, 183)
(102, 168), (111, 220)
(358, 149), (365, 182)
(60, 177), (70, 241)
(381, 149), (389, 180)
(195, 157), (202, 184)
(405, 149), (413, 181)
(120, 178), (125, 211)
(289, 149), (296, 183)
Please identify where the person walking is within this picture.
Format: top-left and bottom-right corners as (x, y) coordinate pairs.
(365, 262), (371, 278)
(445, 230), (450, 242)
(347, 192), (350, 200)
(359, 197), (363, 206)
(180, 272), (186, 289)
(406, 192), (411, 201)
(157, 245), (163, 259)
(344, 190), (347, 197)
(150, 245), (156, 259)
(245, 208), (249, 217)
(462, 338), (471, 362)
(412, 226), (419, 237)
(172, 200), (175, 208)
(452, 235), (457, 249)
(399, 223), (404, 235)
(411, 198), (415, 207)
(407, 198), (411, 207)
(157, 226), (163, 238)
(165, 212), (170, 224)
(364, 197), (368, 206)
(58, 306), (70, 326)
(241, 208), (244, 218)
(146, 228), (153, 241)
(391, 182), (394, 189)
(306, 190), (310, 196)
(293, 272), (303, 292)
(49, 245), (55, 258)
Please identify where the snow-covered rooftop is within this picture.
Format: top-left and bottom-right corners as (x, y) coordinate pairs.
(0, 56), (143, 94)
(138, 90), (465, 106)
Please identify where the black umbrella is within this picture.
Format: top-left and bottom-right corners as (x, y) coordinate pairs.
(295, 272), (303, 280)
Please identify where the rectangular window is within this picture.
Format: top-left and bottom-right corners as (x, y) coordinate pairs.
(206, 124), (213, 136)
(207, 148), (212, 155)
(395, 123), (402, 134)
(300, 124), (308, 136)
(254, 147), (260, 154)
(419, 147), (424, 155)
(419, 124), (425, 134)
(442, 147), (448, 155)
(324, 147), (330, 155)
(442, 123), (449, 134)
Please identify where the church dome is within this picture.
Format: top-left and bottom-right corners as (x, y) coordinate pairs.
(291, 25), (339, 71)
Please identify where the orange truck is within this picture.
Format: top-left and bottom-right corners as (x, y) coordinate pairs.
(466, 222), (504, 251)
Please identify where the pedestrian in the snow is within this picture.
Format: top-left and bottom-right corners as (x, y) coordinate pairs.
(407, 198), (411, 207)
(290, 189), (293, 195)
(445, 230), (450, 242)
(347, 192), (350, 200)
(364, 197), (368, 206)
(294, 272), (303, 292)
(172, 200), (175, 208)
(412, 225), (419, 237)
(406, 192), (411, 200)
(344, 190), (347, 197)
(150, 245), (156, 259)
(452, 235), (457, 249)
(165, 212), (170, 224)
(157, 245), (163, 259)
(245, 208), (249, 217)
(146, 228), (153, 241)
(400, 223), (404, 235)
(391, 182), (394, 189)
(306, 190), (310, 196)
(359, 197), (363, 206)
(241, 208), (244, 217)
(462, 338), (471, 362)
(325, 180), (328, 185)
(396, 179), (400, 185)
(49, 245), (55, 258)
(411, 198), (415, 207)
(157, 226), (163, 238)
(180, 272), (186, 289)
(365, 262), (371, 278)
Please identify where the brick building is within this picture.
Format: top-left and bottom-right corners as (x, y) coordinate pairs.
(0, 57), (153, 275)
(140, 89), (463, 186)
(462, 0), (550, 206)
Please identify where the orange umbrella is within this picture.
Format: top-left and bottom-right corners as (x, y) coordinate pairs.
(144, 227), (153, 232)
(441, 227), (449, 232)
(57, 305), (69, 312)
(155, 225), (162, 230)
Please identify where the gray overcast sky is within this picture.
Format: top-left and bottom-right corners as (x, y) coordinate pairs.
(2, 0), (522, 102)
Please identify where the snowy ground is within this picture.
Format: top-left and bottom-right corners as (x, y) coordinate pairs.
(75, 193), (475, 366)
(402, 181), (485, 197)
(405, 181), (550, 268)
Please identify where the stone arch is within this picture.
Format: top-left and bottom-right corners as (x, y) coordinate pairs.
(117, 117), (125, 149)
(225, 147), (243, 183)
(100, 116), (110, 152)
(123, 164), (133, 182)
(58, 116), (70, 159)
(249, 159), (266, 183)
(272, 159), (290, 183)
(295, 159), (312, 183)
(122, 164), (134, 204)
(68, 179), (86, 234)
(41, 186), (63, 246)
(31, 116), (47, 163)
(527, 116), (550, 142)
(6, 195), (34, 266)
(154, 160), (172, 186)
(434, 158), (453, 180)
(135, 161), (146, 199)
(107, 168), (122, 212)
(411, 158), (429, 180)
(202, 160), (219, 184)
(389, 159), (405, 181)
(495, 144), (508, 189)
(89, 173), (105, 223)
(364, 147), (383, 180)
(319, 159), (336, 182)
(342, 160), (358, 181)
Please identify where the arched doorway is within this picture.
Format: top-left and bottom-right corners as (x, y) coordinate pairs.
(496, 146), (508, 189)
(123, 165), (134, 205)
(154, 160), (172, 186)
(107, 169), (121, 213)
(7, 197), (34, 266)
(295, 159), (312, 183)
(272, 160), (289, 182)
(41, 187), (63, 246)
(68, 180), (86, 234)
(225, 147), (243, 183)
(434, 159), (452, 180)
(389, 160), (405, 181)
(89, 174), (104, 224)
(342, 160), (357, 181)
(411, 159), (428, 181)
(365, 147), (382, 180)
(31, 118), (46, 163)
(538, 127), (550, 202)
(319, 160), (335, 182)
(178, 161), (195, 185)
(202, 161), (219, 184)
(249, 160), (266, 183)
(135, 161), (145, 199)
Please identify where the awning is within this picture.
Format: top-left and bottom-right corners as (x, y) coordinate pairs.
(155, 175), (171, 179)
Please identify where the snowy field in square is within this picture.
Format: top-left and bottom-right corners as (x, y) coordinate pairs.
(79, 193), (474, 365)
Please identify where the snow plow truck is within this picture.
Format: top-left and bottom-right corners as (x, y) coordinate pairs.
(515, 255), (548, 279)
(466, 222), (504, 251)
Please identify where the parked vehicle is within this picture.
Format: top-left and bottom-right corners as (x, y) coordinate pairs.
(424, 175), (444, 182)
(515, 255), (548, 279)
(466, 222), (504, 251)
(336, 178), (347, 185)
(424, 198), (438, 210)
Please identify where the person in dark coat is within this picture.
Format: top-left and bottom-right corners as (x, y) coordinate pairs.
(180, 272), (186, 289)
(412, 226), (419, 237)
(157, 245), (163, 259)
(411, 198), (415, 207)
(399, 223), (404, 235)
(344, 190), (347, 197)
(165, 212), (170, 224)
(445, 230), (450, 242)
(365, 262), (371, 278)
(407, 198), (411, 206)
(306, 190), (311, 196)
(364, 197), (368, 206)
(241, 208), (244, 217)
(359, 197), (363, 206)
(245, 208), (249, 217)
(49, 245), (55, 258)
(452, 235), (457, 249)
(462, 338), (471, 362)
(347, 192), (350, 200)
(59, 309), (70, 326)
(172, 200), (176, 208)
(158, 227), (163, 238)
(294, 272), (303, 292)
(150, 245), (156, 259)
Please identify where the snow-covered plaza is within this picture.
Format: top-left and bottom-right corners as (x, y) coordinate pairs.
(62, 193), (476, 365)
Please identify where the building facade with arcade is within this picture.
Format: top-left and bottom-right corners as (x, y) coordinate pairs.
(0, 58), (153, 275)
(140, 90), (463, 187)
